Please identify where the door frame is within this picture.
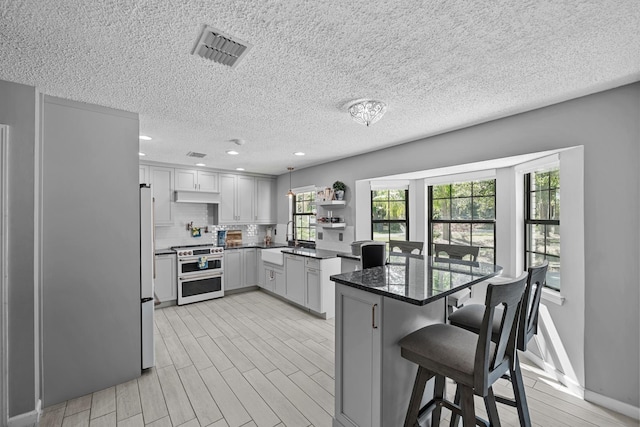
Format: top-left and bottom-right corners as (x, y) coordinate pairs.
(1, 124), (9, 425)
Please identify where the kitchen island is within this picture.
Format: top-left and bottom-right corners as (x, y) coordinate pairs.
(330, 254), (502, 427)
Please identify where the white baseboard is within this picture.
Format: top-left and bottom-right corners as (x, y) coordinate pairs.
(8, 400), (40, 427)
(523, 352), (639, 421)
(584, 390), (640, 421)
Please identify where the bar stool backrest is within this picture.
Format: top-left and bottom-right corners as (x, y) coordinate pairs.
(434, 243), (479, 262)
(360, 242), (387, 269)
(476, 274), (527, 394)
(518, 260), (549, 351)
(389, 240), (424, 255)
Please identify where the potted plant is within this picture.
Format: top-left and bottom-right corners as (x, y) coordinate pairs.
(333, 180), (346, 200)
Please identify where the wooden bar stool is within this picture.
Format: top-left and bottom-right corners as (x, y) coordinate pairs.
(433, 243), (480, 316)
(399, 274), (528, 427)
(448, 261), (549, 427)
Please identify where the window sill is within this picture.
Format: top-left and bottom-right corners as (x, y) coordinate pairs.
(541, 287), (565, 306)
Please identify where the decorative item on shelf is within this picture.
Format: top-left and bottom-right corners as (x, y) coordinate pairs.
(332, 180), (346, 200)
(186, 222), (208, 237)
(323, 187), (334, 201)
(348, 99), (387, 127)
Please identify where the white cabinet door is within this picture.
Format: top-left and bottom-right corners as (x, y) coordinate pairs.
(174, 169), (197, 191)
(155, 254), (176, 302)
(197, 170), (219, 192)
(257, 250), (264, 288)
(150, 166), (174, 225)
(244, 248), (257, 286)
(255, 177), (275, 223)
(219, 174), (237, 223)
(305, 267), (321, 312)
(335, 284), (382, 427)
(237, 175), (255, 223)
(224, 250), (243, 291)
(139, 165), (149, 184)
(274, 269), (285, 296)
(285, 254), (305, 306)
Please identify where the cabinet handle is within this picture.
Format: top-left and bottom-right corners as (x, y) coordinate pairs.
(372, 304), (378, 329)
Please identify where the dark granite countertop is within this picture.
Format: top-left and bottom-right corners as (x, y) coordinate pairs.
(155, 248), (176, 256)
(330, 254), (502, 306)
(222, 243), (288, 250)
(281, 247), (354, 260)
(336, 252), (360, 261)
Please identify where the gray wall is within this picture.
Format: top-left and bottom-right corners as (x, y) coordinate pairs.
(0, 80), (37, 416)
(41, 96), (141, 405)
(277, 82), (640, 407)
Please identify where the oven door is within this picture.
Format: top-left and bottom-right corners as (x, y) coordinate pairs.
(178, 256), (223, 276)
(177, 272), (224, 305)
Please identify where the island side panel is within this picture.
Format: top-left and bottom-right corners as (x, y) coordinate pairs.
(381, 296), (445, 426)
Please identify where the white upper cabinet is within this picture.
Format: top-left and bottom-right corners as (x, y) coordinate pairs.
(150, 166), (174, 225)
(220, 173), (272, 224)
(175, 169), (219, 192)
(255, 177), (276, 224)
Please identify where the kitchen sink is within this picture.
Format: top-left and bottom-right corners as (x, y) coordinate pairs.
(261, 248), (284, 265)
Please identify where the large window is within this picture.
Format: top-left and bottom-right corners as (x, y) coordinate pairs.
(429, 179), (496, 264)
(293, 190), (316, 243)
(525, 168), (560, 290)
(371, 189), (408, 244)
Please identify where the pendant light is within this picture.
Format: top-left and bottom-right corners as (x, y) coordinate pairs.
(286, 167), (295, 197)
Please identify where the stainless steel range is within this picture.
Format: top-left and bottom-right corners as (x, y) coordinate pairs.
(172, 244), (224, 305)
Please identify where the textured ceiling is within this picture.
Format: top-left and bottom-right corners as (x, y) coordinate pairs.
(1, 1), (639, 175)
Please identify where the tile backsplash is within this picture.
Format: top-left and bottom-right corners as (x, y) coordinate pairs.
(154, 202), (273, 249)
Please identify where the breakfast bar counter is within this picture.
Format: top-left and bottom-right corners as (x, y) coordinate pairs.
(330, 255), (502, 427)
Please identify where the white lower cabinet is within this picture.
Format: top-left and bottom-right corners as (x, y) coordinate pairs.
(224, 248), (258, 292)
(155, 254), (177, 303)
(285, 254), (305, 306)
(263, 263), (284, 295)
(334, 284), (443, 426)
(335, 284), (382, 427)
(305, 265), (321, 312)
(276, 253), (339, 318)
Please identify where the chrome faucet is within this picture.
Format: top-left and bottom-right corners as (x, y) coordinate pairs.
(285, 220), (298, 247)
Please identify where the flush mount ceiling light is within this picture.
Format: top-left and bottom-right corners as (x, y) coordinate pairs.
(236, 167), (245, 171)
(286, 167), (295, 197)
(195, 163), (206, 166)
(293, 152), (305, 156)
(138, 152), (146, 156)
(226, 150), (239, 155)
(348, 99), (387, 127)
(139, 135), (152, 140)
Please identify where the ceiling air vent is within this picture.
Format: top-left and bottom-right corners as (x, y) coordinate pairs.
(191, 25), (252, 68)
(186, 151), (207, 158)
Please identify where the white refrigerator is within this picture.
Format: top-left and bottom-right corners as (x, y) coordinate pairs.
(140, 184), (155, 369)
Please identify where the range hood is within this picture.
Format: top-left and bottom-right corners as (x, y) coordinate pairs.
(174, 191), (220, 204)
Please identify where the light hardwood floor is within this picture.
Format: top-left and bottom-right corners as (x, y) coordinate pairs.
(40, 290), (637, 427)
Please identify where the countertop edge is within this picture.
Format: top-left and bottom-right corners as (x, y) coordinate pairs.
(330, 268), (502, 306)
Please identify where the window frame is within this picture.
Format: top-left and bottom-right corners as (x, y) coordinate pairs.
(291, 189), (316, 244)
(370, 189), (409, 244)
(524, 169), (560, 290)
(427, 179), (497, 264)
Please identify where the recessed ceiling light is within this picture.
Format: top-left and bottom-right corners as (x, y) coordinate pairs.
(138, 152), (146, 156)
(226, 150), (239, 155)
(236, 167), (245, 171)
(139, 135), (152, 140)
(294, 152), (305, 156)
(195, 163), (206, 167)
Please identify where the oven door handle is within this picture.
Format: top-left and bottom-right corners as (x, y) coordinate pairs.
(178, 273), (223, 281)
(178, 257), (223, 263)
